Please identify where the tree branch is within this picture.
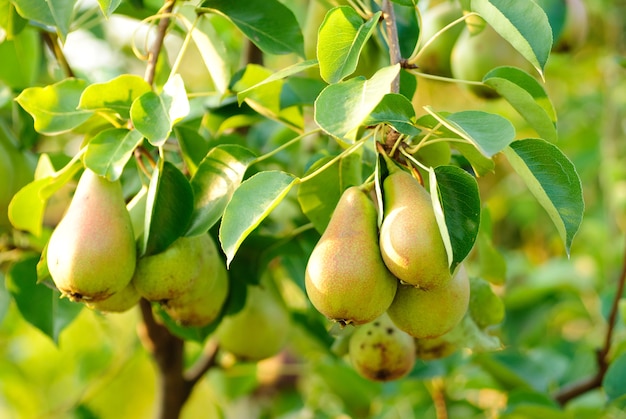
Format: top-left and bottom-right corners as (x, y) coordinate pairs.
(381, 0), (401, 93)
(554, 234), (626, 405)
(144, 0), (176, 86)
(41, 32), (75, 78)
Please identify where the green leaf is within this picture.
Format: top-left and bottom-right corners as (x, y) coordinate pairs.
(143, 161), (194, 256)
(363, 93), (420, 136)
(317, 7), (381, 84)
(174, 126), (209, 176)
(13, 0), (77, 41)
(186, 145), (257, 236)
(130, 91), (171, 146)
(0, 0), (27, 39)
(315, 64), (400, 142)
(97, 0), (122, 17)
(426, 108), (516, 157)
(297, 152), (363, 233)
(78, 74), (151, 119)
(219, 171), (297, 267)
(433, 165), (481, 272)
(8, 159), (82, 237)
(161, 74), (190, 125)
(15, 78), (93, 135)
(0, 26), (41, 89)
(84, 128), (144, 181)
(604, 352), (626, 407)
(484, 66), (557, 142)
(199, 0), (304, 57)
(5, 255), (83, 343)
(471, 0), (552, 76)
(503, 138), (584, 255)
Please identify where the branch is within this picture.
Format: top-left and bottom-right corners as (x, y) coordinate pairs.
(381, 0), (401, 93)
(554, 234), (626, 405)
(41, 32), (75, 78)
(144, 1), (176, 86)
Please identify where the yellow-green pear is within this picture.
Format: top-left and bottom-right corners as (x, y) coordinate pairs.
(379, 169), (450, 290)
(387, 265), (470, 339)
(46, 168), (136, 302)
(162, 234), (229, 327)
(85, 282), (141, 313)
(305, 186), (398, 326)
(349, 312), (415, 381)
(132, 234), (209, 302)
(216, 285), (290, 361)
(416, 2), (464, 77)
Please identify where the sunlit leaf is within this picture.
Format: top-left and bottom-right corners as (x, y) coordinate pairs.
(13, 0), (76, 41)
(503, 138), (584, 255)
(220, 171), (297, 266)
(97, 0), (122, 18)
(162, 74), (190, 125)
(130, 91), (170, 146)
(84, 128), (144, 181)
(317, 7), (381, 84)
(78, 74), (151, 119)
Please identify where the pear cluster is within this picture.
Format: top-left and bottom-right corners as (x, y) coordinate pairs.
(305, 167), (471, 380)
(46, 167), (228, 325)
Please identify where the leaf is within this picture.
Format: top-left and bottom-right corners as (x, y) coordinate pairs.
(0, 26), (41, 89)
(84, 128), (144, 181)
(433, 165), (481, 273)
(143, 161), (194, 256)
(363, 93), (420, 136)
(13, 0), (76, 41)
(315, 64), (400, 142)
(604, 351), (626, 407)
(174, 126), (209, 176)
(8, 159), (82, 237)
(471, 0), (552, 77)
(78, 74), (151, 119)
(186, 145), (257, 236)
(503, 138), (584, 255)
(15, 78), (93, 135)
(130, 91), (171, 146)
(162, 74), (190, 125)
(5, 255), (83, 343)
(297, 152), (363, 233)
(219, 171), (297, 267)
(317, 7), (382, 84)
(97, 0), (122, 18)
(483, 66), (557, 142)
(199, 0), (304, 57)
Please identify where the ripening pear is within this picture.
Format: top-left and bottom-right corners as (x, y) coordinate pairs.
(349, 313), (415, 381)
(414, 335), (459, 360)
(47, 168), (136, 302)
(305, 186), (398, 326)
(387, 265), (470, 339)
(85, 282), (141, 313)
(216, 285), (290, 361)
(162, 234), (229, 327)
(416, 2), (464, 77)
(379, 169), (450, 290)
(132, 234), (209, 302)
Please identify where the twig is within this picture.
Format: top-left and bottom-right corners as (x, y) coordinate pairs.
(41, 32), (75, 78)
(381, 0), (401, 93)
(554, 235), (626, 405)
(144, 1), (176, 86)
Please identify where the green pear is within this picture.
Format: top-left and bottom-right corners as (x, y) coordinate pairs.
(414, 335), (459, 360)
(85, 282), (141, 313)
(216, 285), (290, 361)
(162, 234), (229, 327)
(46, 168), (136, 302)
(379, 169), (450, 290)
(349, 312), (415, 381)
(469, 276), (505, 328)
(387, 265), (470, 339)
(305, 186), (398, 326)
(450, 24), (532, 99)
(132, 234), (210, 302)
(416, 2), (464, 77)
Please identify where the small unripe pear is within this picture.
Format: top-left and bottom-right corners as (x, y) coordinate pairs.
(47, 168), (136, 302)
(387, 265), (470, 339)
(379, 169), (450, 290)
(349, 313), (415, 381)
(216, 285), (290, 361)
(305, 186), (398, 325)
(416, 2), (464, 77)
(85, 282), (141, 313)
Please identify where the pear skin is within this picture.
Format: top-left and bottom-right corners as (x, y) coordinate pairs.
(387, 265), (470, 339)
(162, 234), (229, 327)
(132, 234), (208, 302)
(85, 282), (141, 313)
(379, 169), (451, 290)
(305, 186), (398, 326)
(46, 168), (136, 302)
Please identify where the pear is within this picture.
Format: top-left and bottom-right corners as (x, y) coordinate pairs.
(85, 282), (141, 313)
(387, 265), (470, 339)
(216, 285), (290, 361)
(132, 234), (209, 302)
(416, 2), (464, 77)
(162, 234), (229, 327)
(349, 312), (415, 381)
(46, 168), (136, 302)
(305, 186), (398, 326)
(379, 169), (450, 290)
